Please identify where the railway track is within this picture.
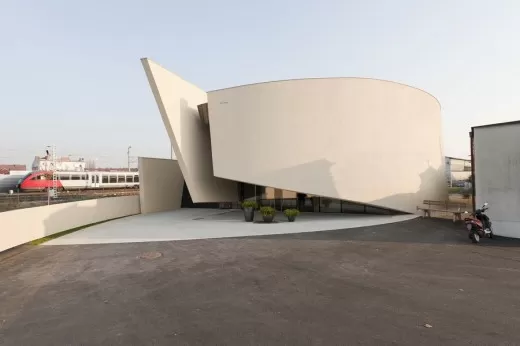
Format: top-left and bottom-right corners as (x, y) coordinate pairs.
(0, 188), (139, 197)
(0, 189), (139, 206)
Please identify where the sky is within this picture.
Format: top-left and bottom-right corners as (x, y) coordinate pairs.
(1, 0), (519, 168)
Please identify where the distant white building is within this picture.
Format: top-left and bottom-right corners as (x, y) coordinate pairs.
(32, 156), (86, 172)
(445, 156), (471, 187)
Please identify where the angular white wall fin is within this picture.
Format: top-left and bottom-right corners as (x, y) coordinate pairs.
(141, 58), (237, 203)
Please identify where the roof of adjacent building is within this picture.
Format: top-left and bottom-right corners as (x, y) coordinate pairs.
(445, 156), (471, 162)
(472, 120), (520, 130)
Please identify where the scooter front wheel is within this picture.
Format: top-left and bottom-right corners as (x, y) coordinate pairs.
(470, 232), (480, 244)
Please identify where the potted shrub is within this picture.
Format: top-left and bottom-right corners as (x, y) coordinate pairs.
(260, 206), (276, 223)
(241, 200), (257, 222)
(284, 208), (300, 222)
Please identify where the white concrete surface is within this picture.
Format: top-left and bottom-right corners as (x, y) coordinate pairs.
(138, 157), (184, 214)
(143, 57), (446, 213)
(44, 209), (418, 245)
(141, 58), (237, 203)
(208, 77), (446, 213)
(0, 196), (140, 252)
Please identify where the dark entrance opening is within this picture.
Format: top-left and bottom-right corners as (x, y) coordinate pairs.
(238, 182), (257, 202)
(180, 182), (221, 209)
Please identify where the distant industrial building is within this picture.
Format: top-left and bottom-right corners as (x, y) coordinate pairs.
(471, 120), (520, 238)
(0, 164), (26, 175)
(32, 156), (88, 172)
(445, 156), (471, 187)
(31, 155), (133, 173)
(0, 165), (28, 193)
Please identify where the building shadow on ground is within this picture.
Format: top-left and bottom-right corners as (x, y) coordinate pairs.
(368, 165), (448, 213)
(234, 217), (520, 247)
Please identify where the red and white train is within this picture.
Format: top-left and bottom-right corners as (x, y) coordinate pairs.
(17, 171), (139, 192)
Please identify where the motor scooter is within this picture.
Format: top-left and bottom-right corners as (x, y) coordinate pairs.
(464, 202), (493, 244)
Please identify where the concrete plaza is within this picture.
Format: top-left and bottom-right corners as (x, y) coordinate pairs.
(44, 209), (417, 245)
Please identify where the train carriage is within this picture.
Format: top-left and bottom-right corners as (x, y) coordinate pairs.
(18, 171), (139, 192)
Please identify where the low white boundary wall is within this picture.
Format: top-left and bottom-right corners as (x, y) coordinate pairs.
(139, 157), (184, 214)
(0, 195), (140, 253)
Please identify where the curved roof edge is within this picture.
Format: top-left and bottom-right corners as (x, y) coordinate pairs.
(472, 120), (520, 130)
(209, 77), (441, 110)
(140, 58), (440, 109)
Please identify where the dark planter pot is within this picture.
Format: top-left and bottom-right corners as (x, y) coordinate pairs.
(262, 214), (274, 223)
(287, 215), (296, 222)
(243, 207), (255, 222)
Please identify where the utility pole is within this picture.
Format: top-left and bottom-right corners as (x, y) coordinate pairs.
(46, 145), (57, 205)
(127, 146), (132, 171)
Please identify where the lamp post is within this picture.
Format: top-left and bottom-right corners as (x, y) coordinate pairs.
(46, 145), (57, 205)
(127, 146), (132, 171)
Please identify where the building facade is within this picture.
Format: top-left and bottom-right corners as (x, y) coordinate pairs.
(0, 164), (26, 175)
(471, 121), (520, 238)
(32, 156), (87, 172)
(445, 156), (472, 187)
(141, 58), (447, 214)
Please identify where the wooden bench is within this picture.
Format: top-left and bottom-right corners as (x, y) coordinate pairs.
(416, 200), (468, 222)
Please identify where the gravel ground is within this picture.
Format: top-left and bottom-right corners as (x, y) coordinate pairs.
(1, 217), (520, 345)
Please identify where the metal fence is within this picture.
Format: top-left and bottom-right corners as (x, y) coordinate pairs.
(0, 190), (140, 213)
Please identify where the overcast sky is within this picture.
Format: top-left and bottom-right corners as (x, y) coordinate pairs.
(1, 0), (519, 168)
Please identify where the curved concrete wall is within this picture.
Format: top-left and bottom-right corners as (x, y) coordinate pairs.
(0, 195), (140, 253)
(208, 78), (447, 213)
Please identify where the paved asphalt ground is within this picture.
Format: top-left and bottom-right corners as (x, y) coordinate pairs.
(1, 218), (520, 345)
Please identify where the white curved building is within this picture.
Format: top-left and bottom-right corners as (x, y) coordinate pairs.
(141, 58), (447, 214)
